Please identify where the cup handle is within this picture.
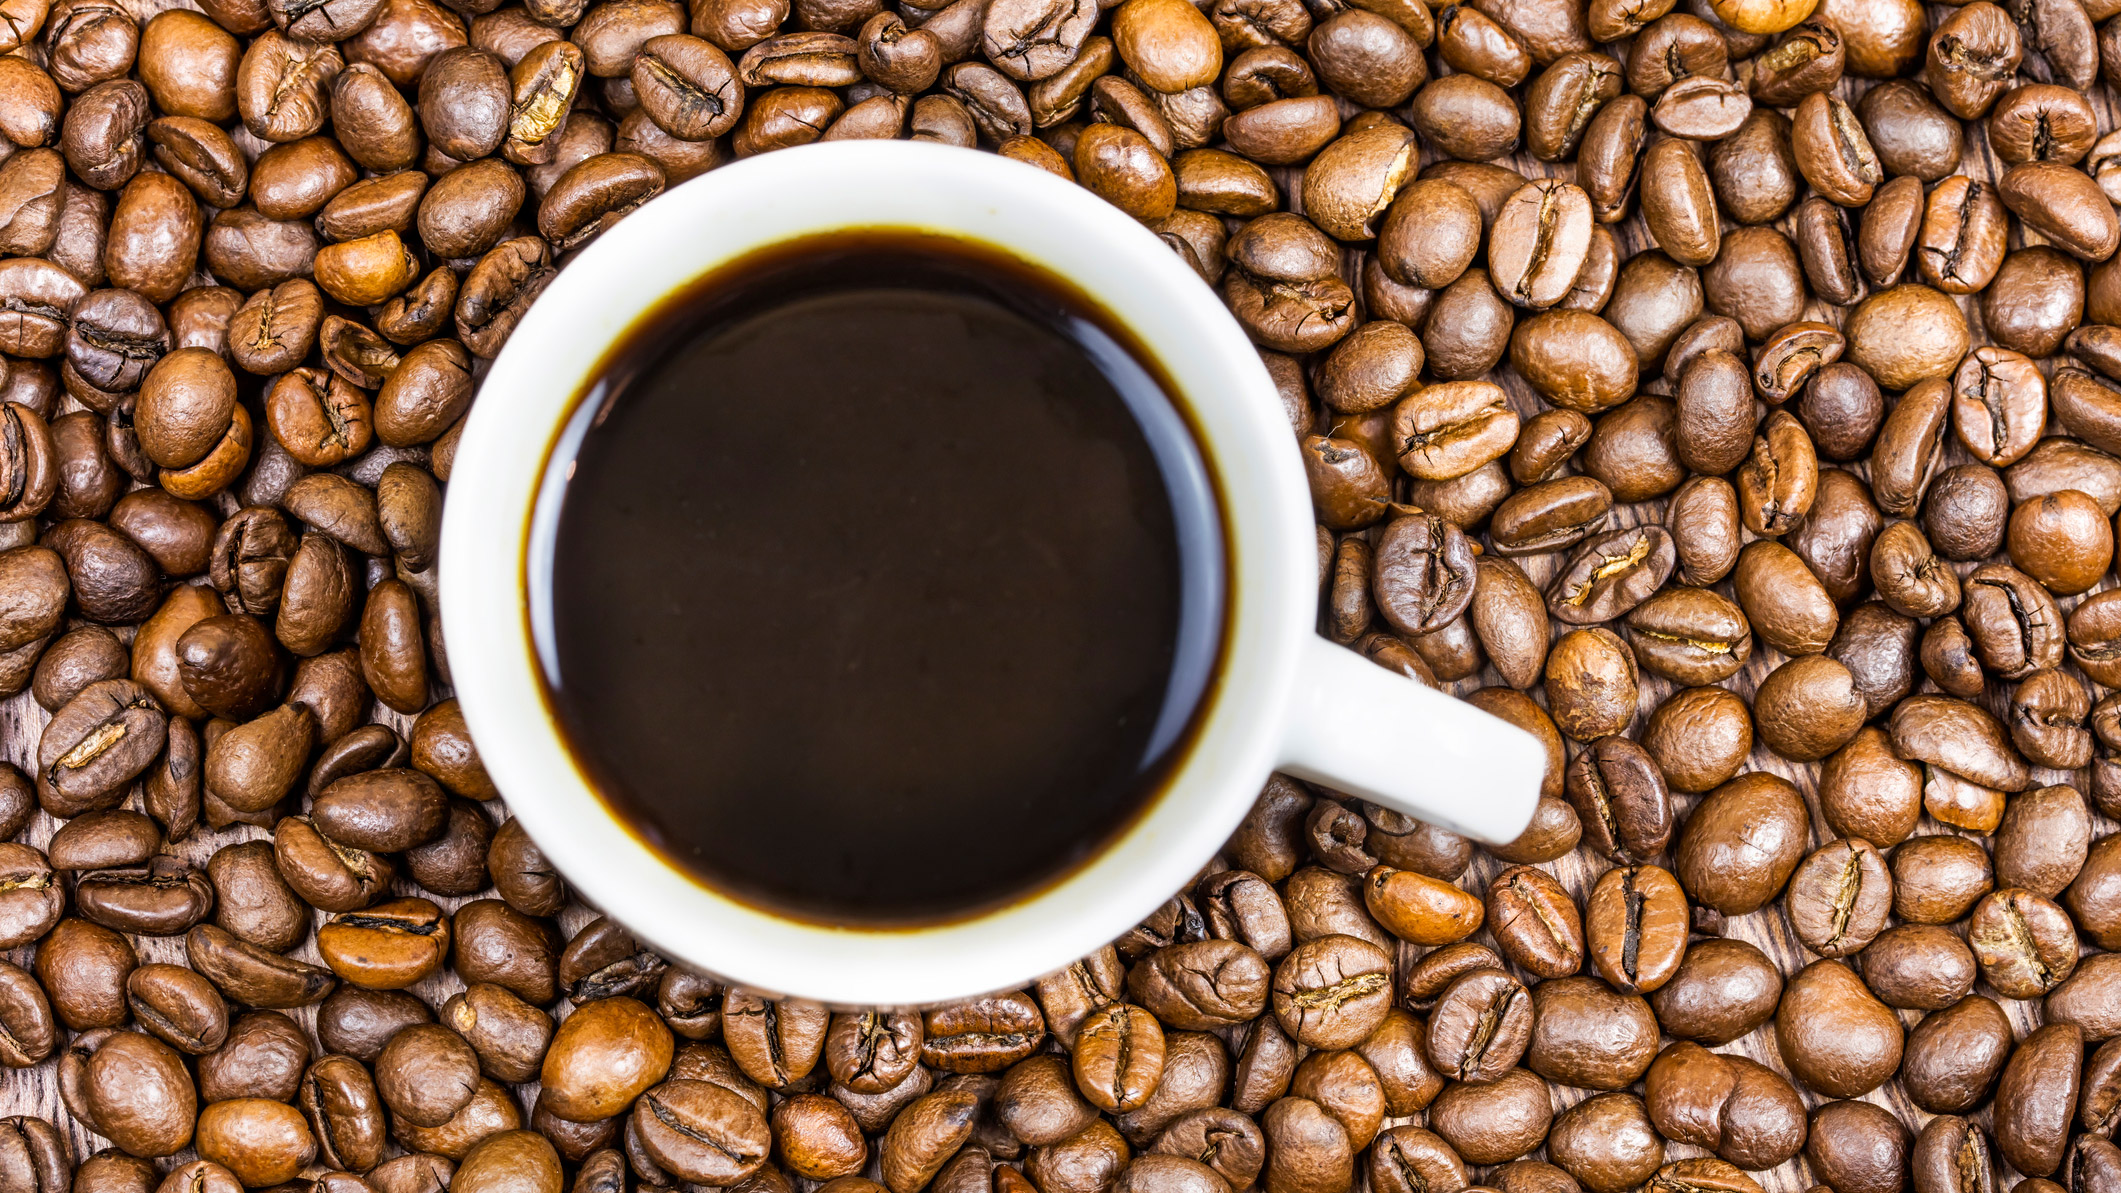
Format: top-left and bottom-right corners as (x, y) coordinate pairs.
(1276, 635), (1546, 844)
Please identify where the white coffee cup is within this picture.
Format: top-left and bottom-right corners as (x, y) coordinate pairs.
(441, 139), (1543, 1006)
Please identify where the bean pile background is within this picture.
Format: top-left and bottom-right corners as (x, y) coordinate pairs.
(1, 0), (2120, 1184)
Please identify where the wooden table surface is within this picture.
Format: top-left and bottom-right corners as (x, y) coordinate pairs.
(4, 8), (2118, 1190)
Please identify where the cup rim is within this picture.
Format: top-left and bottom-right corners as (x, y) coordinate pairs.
(440, 140), (1317, 1005)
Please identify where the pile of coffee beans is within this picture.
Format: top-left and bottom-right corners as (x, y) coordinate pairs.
(3, 0), (2121, 1183)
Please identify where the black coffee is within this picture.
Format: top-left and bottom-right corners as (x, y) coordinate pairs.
(533, 232), (1225, 926)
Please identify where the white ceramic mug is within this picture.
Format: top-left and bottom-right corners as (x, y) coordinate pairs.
(441, 139), (1544, 1006)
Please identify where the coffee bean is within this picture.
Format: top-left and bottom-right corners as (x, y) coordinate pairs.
(1775, 959), (1903, 1098)
(0, 961), (57, 1068)
(296, 1056), (386, 1173)
(85, 1029), (196, 1157)
(1484, 866), (1583, 978)
(1646, 1044), (1806, 1170)
(1426, 1067), (1551, 1165)
(375, 1023), (481, 1130)
(1370, 511), (1476, 636)
(1543, 627), (1638, 742)
(1674, 772), (1808, 915)
(1623, 587), (1751, 687)
(1891, 833), (1996, 926)
(913, 996), (1039, 1080)
(315, 898), (451, 990)
(1783, 839), (1891, 958)
(1994, 1023), (2083, 1178)
(528, 996), (674, 1125)
(1806, 1100), (1908, 1193)
(1862, 923), (1976, 1011)
(1526, 976), (1657, 1092)
(1966, 887), (2078, 998)
(1269, 936), (1391, 1050)
(1584, 863), (1686, 994)
(1648, 938), (1780, 1045)
(1733, 540), (1839, 656)
(0, 1119), (68, 1193)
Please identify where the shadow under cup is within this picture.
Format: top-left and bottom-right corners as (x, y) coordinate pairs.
(522, 228), (1232, 930)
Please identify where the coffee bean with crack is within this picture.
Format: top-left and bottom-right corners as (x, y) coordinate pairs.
(1421, 966), (1532, 1083)
(36, 679), (167, 817)
(1270, 935), (1392, 1050)
(1489, 180), (1595, 310)
(1783, 839), (1892, 958)
(1129, 939), (1271, 1031)
(1547, 526), (1677, 625)
(981, 0), (1097, 81)
(1563, 736), (1673, 863)
(1372, 510), (1477, 636)
(721, 989), (829, 1087)
(1966, 888), (2078, 997)
(918, 991), (1043, 1074)
(1586, 863), (1689, 995)
(630, 1079), (773, 1187)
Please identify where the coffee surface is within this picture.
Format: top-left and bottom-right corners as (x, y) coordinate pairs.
(537, 234), (1223, 925)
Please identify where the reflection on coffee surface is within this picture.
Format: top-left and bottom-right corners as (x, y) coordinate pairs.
(534, 232), (1225, 925)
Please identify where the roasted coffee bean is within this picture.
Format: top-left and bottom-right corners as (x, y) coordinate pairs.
(1783, 839), (1890, 958)
(1960, 562), (2069, 678)
(1804, 1100), (1908, 1193)
(1486, 180), (1594, 309)
(1546, 526), (1674, 625)
(1647, 938), (1780, 1046)
(1673, 772), (1808, 915)
(1776, 959), (1903, 1098)
(1911, 1116), (1996, 1193)
(1623, 586), (1750, 686)
(1370, 511), (1476, 636)
(73, 856), (213, 936)
(1967, 888), (2077, 998)
(1426, 1066), (1551, 1165)
(1638, 688), (1748, 798)
(1541, 627), (1637, 743)
(1398, 942), (1503, 1014)
(0, 1121), (74, 1193)
(194, 1008), (308, 1105)
(315, 987), (429, 1065)
(1994, 1023), (2082, 1178)
(37, 679), (167, 817)
(1423, 965), (1532, 1087)
(315, 898), (451, 990)
(1269, 936), (1391, 1050)
(0, 961), (58, 1067)
(1526, 976), (1657, 1093)
(1659, 477), (1737, 590)
(1871, 910), (1981, 1008)
(1900, 989), (2010, 1112)
(1732, 540), (1838, 656)
(1752, 653), (1866, 762)
(83, 1029), (195, 1157)
(1643, 1045), (1805, 1170)
(1391, 381), (1518, 483)
(1584, 863), (1686, 995)
(35, 917), (135, 1029)
(1891, 833), (1996, 926)
(377, 1023), (481, 1129)
(995, 1053), (1096, 1146)
(1069, 1004), (1164, 1114)
(1557, 736), (1668, 862)
(1363, 866), (1481, 946)
(1484, 866), (1582, 978)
